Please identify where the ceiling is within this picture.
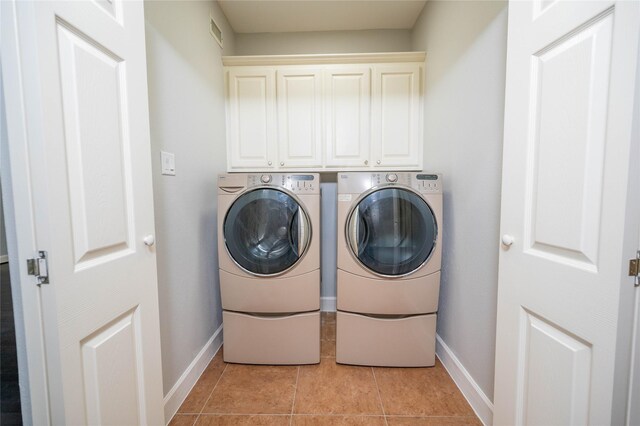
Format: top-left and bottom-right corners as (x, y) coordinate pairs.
(218, 1), (428, 34)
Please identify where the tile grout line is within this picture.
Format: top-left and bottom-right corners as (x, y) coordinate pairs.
(289, 365), (301, 425)
(194, 361), (229, 425)
(371, 367), (389, 426)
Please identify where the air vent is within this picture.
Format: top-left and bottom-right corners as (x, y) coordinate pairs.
(210, 15), (223, 48)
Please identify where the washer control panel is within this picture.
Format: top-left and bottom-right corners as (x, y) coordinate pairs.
(247, 173), (320, 194)
(415, 173), (441, 193)
(366, 172), (441, 193)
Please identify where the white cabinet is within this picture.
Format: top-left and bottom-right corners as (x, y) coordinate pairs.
(371, 64), (422, 168)
(324, 66), (371, 168)
(226, 68), (277, 169)
(276, 68), (323, 168)
(224, 53), (424, 171)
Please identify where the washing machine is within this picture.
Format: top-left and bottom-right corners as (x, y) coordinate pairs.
(218, 173), (320, 365)
(336, 172), (442, 367)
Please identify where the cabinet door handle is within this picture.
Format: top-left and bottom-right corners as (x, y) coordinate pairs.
(364, 160), (368, 165)
(268, 161), (272, 166)
(376, 160), (381, 165)
(280, 161), (285, 166)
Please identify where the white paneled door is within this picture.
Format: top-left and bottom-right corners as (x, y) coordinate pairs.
(3, 1), (164, 424)
(494, 1), (640, 425)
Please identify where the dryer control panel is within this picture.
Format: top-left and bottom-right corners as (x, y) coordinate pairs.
(246, 173), (320, 194)
(368, 172), (442, 193)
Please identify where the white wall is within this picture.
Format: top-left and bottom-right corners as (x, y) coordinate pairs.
(320, 182), (337, 309)
(144, 0), (235, 395)
(235, 29), (411, 56)
(411, 0), (508, 402)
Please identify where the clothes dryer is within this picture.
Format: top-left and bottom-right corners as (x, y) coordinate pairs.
(218, 173), (320, 364)
(336, 172), (442, 367)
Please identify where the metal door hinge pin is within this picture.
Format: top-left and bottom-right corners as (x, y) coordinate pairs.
(27, 251), (49, 285)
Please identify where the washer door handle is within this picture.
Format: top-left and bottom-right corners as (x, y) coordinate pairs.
(297, 206), (310, 257)
(349, 206), (360, 256)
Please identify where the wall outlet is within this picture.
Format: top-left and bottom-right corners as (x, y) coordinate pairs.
(161, 151), (175, 176)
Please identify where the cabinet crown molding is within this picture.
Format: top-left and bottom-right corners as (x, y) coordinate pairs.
(222, 51), (426, 67)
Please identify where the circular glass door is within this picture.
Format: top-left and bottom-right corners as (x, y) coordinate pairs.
(224, 188), (311, 276)
(346, 187), (437, 277)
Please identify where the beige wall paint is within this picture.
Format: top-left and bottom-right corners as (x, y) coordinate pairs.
(411, 0), (508, 401)
(234, 29), (411, 55)
(144, 0), (235, 395)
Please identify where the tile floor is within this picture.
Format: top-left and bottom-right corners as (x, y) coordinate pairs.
(170, 313), (481, 426)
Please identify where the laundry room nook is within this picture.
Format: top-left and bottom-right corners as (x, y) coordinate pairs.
(1, 1), (639, 426)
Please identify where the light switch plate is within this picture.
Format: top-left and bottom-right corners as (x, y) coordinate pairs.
(161, 151), (175, 176)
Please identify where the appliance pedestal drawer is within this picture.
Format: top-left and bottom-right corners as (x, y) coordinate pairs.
(223, 310), (320, 365)
(336, 311), (436, 367)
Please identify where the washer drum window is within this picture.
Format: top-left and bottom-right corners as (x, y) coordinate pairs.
(224, 188), (311, 276)
(346, 187), (437, 277)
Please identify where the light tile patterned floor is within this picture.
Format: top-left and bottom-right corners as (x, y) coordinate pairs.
(170, 313), (481, 426)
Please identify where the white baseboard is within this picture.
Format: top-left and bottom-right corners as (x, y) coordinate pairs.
(0, 255), (8, 264)
(163, 324), (224, 425)
(320, 297), (336, 312)
(436, 334), (494, 426)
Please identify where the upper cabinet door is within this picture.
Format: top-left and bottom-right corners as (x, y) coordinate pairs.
(324, 66), (371, 168)
(276, 69), (323, 168)
(371, 64), (422, 169)
(227, 68), (277, 170)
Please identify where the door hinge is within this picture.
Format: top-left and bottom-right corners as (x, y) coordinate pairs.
(27, 251), (49, 285)
(630, 250), (640, 287)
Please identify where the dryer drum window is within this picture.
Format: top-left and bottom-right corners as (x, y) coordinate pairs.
(347, 188), (437, 276)
(224, 188), (311, 276)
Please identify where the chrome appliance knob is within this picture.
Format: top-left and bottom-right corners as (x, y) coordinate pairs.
(387, 173), (398, 183)
(260, 174), (272, 184)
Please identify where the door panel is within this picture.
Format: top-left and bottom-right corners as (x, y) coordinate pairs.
(518, 310), (592, 425)
(371, 64), (421, 168)
(494, 1), (640, 424)
(277, 69), (323, 168)
(324, 66), (371, 167)
(57, 21), (134, 266)
(526, 11), (612, 269)
(93, 0), (123, 23)
(227, 68), (277, 169)
(81, 308), (142, 425)
(5, 1), (164, 423)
